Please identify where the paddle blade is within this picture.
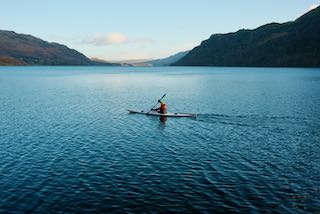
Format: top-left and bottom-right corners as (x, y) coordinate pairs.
(161, 94), (166, 100)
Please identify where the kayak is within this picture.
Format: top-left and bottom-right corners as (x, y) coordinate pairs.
(128, 109), (196, 117)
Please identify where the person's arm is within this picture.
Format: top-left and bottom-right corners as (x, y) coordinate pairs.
(152, 107), (160, 111)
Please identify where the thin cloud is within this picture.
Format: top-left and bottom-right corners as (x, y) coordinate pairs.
(81, 33), (154, 46)
(82, 33), (127, 45)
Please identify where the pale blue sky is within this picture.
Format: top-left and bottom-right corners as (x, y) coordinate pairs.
(1, 0), (319, 61)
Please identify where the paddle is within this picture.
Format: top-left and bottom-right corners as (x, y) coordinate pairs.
(146, 94), (166, 115)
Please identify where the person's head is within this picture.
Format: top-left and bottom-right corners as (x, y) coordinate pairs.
(160, 101), (166, 105)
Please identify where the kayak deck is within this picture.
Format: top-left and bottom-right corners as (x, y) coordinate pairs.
(128, 109), (196, 117)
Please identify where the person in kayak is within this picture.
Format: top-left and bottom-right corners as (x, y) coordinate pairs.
(152, 100), (167, 114)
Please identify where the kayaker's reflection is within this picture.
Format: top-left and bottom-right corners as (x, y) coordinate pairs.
(159, 116), (167, 124)
(158, 116), (167, 132)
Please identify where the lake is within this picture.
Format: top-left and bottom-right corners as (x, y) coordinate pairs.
(0, 66), (319, 213)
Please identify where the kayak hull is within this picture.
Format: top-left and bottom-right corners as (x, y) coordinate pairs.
(128, 109), (196, 117)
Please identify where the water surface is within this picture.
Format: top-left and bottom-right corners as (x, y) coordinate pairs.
(0, 66), (319, 213)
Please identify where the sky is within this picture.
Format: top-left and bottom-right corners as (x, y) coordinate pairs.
(1, 0), (319, 61)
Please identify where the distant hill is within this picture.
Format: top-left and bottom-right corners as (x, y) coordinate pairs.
(90, 58), (120, 66)
(174, 6), (320, 67)
(110, 59), (153, 67)
(147, 50), (190, 66)
(0, 30), (116, 66)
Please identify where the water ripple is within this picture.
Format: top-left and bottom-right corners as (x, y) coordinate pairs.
(0, 67), (319, 213)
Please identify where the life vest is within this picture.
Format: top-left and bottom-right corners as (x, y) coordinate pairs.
(160, 102), (167, 113)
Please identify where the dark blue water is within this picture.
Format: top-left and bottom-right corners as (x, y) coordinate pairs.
(0, 66), (319, 213)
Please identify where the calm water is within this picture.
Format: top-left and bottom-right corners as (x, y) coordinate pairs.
(0, 66), (319, 213)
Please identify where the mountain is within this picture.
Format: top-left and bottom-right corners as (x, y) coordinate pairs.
(0, 30), (116, 66)
(147, 50), (190, 66)
(110, 59), (153, 67)
(174, 7), (320, 67)
(90, 58), (120, 66)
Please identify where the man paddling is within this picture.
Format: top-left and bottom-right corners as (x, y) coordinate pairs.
(152, 100), (167, 114)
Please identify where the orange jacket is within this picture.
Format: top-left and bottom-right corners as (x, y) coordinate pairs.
(160, 103), (167, 113)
